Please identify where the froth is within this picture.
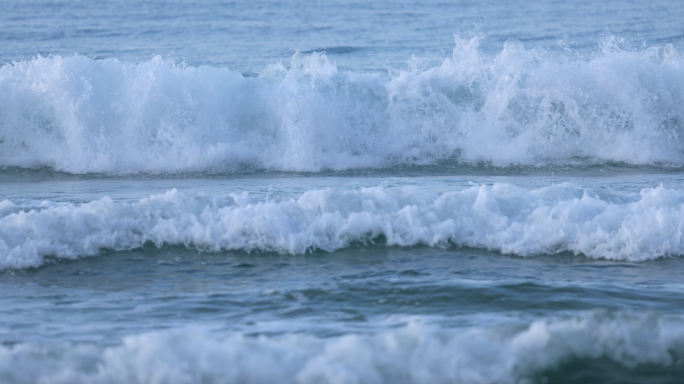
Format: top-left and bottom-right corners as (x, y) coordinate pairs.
(1, 310), (682, 383)
(1, 184), (683, 269)
(1, 35), (684, 174)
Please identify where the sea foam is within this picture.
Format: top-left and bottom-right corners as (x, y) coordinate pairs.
(1, 36), (684, 174)
(1, 310), (682, 384)
(1, 183), (683, 269)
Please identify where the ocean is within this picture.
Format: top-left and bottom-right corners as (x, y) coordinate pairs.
(2, 0), (684, 383)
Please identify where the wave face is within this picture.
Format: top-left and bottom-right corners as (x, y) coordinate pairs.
(1, 311), (683, 384)
(1, 36), (684, 174)
(2, 183), (683, 269)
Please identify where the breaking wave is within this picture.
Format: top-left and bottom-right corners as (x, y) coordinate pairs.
(1, 310), (683, 384)
(2, 183), (683, 269)
(1, 35), (684, 174)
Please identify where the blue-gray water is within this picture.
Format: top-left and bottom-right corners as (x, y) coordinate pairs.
(2, 1), (684, 383)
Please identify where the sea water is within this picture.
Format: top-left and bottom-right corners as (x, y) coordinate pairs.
(2, 1), (684, 383)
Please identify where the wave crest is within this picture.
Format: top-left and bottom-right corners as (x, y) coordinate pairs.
(1, 36), (684, 174)
(1, 183), (683, 269)
(2, 311), (683, 384)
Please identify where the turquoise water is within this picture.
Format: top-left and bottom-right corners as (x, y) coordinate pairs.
(2, 1), (684, 383)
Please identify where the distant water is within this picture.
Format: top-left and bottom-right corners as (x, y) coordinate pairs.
(3, 1), (684, 383)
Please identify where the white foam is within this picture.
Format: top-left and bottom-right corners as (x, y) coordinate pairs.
(1, 183), (683, 269)
(1, 35), (684, 173)
(1, 310), (682, 384)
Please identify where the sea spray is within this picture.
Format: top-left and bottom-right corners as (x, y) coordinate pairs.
(1, 35), (684, 174)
